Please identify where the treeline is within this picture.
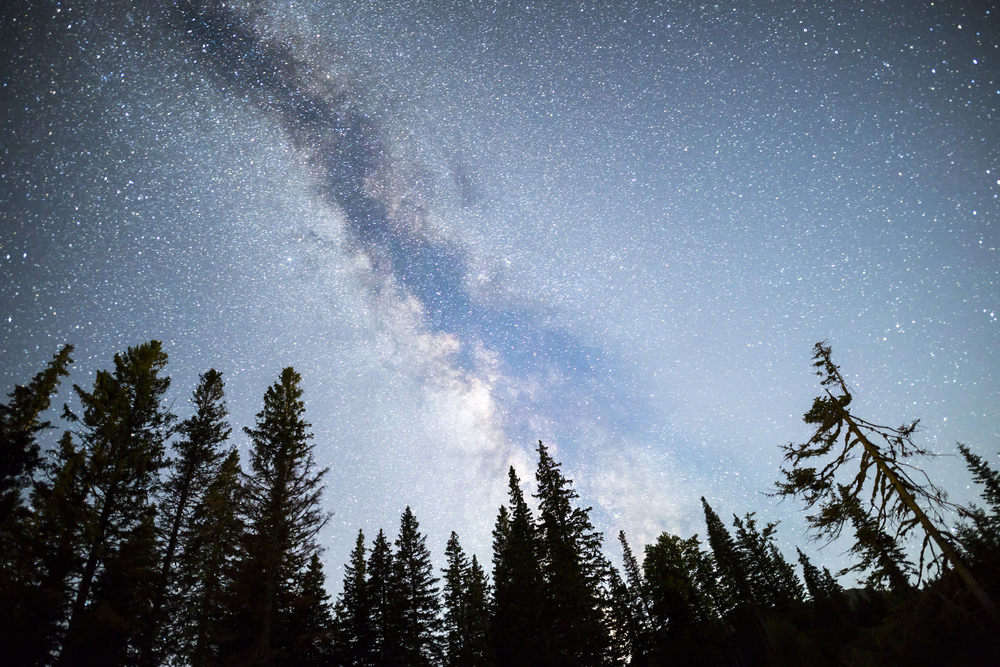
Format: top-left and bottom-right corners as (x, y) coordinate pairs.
(1, 341), (998, 666)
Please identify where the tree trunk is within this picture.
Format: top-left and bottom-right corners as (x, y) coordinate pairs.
(838, 406), (1000, 628)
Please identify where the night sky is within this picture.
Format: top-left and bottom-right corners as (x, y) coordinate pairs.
(2, 0), (998, 586)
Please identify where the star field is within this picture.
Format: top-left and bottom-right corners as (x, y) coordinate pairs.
(1, 0), (998, 584)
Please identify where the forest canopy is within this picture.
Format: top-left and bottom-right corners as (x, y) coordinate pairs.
(1, 341), (998, 666)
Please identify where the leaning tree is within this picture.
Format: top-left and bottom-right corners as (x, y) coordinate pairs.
(773, 341), (1000, 626)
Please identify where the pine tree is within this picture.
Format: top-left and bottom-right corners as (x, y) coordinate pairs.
(392, 506), (442, 667)
(702, 498), (772, 663)
(286, 553), (334, 666)
(441, 532), (490, 667)
(334, 529), (372, 667)
(796, 549), (849, 624)
(773, 342), (999, 624)
(731, 513), (804, 613)
(16, 431), (89, 667)
(228, 367), (330, 665)
(58, 341), (176, 667)
(465, 555), (491, 667)
(642, 532), (719, 641)
(606, 566), (635, 666)
(443, 531), (471, 667)
(838, 486), (914, 594)
(533, 441), (610, 667)
(701, 498), (749, 613)
(367, 529), (396, 667)
(183, 449), (245, 667)
(615, 531), (652, 664)
(0, 345), (74, 667)
(955, 443), (1000, 569)
(140, 369), (232, 667)
(0, 344), (73, 523)
(491, 467), (544, 667)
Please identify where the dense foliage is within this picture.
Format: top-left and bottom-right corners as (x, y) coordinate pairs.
(1, 341), (999, 666)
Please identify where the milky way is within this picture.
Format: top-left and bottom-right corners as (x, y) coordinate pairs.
(1, 0), (997, 583)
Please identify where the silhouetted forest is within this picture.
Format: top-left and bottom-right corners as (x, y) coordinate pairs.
(2, 341), (998, 666)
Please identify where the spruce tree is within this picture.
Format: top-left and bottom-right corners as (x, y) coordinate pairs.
(58, 341), (176, 667)
(702, 498), (772, 663)
(955, 443), (1000, 569)
(465, 555), (491, 667)
(334, 529), (372, 667)
(641, 531), (720, 649)
(0, 345), (74, 667)
(184, 449), (245, 667)
(796, 548), (849, 624)
(367, 528), (396, 667)
(392, 506), (442, 667)
(533, 441), (610, 667)
(0, 344), (73, 523)
(774, 342), (999, 624)
(615, 531), (652, 664)
(140, 369), (232, 667)
(441, 532), (490, 667)
(491, 467), (544, 667)
(229, 367), (330, 665)
(286, 553), (334, 666)
(839, 486), (914, 594)
(16, 431), (89, 667)
(443, 531), (471, 667)
(701, 498), (748, 614)
(731, 513), (803, 613)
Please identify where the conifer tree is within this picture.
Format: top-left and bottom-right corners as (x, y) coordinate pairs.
(606, 566), (636, 666)
(367, 529), (396, 667)
(443, 531), (471, 667)
(491, 467), (544, 667)
(334, 529), (372, 667)
(774, 342), (999, 624)
(465, 555), (491, 667)
(796, 549), (849, 623)
(228, 367), (330, 665)
(955, 443), (1000, 568)
(58, 341), (176, 666)
(642, 532), (719, 643)
(701, 498), (749, 613)
(838, 486), (914, 594)
(0, 344), (73, 523)
(286, 552), (334, 666)
(533, 440), (610, 667)
(392, 506), (442, 667)
(183, 449), (245, 667)
(0, 345), (74, 667)
(140, 369), (232, 667)
(731, 513), (803, 612)
(615, 531), (652, 664)
(16, 431), (89, 667)
(440, 532), (490, 667)
(702, 498), (772, 663)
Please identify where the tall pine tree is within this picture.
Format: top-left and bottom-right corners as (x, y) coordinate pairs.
(334, 529), (373, 667)
(367, 529), (396, 667)
(391, 507), (442, 667)
(0, 345), (74, 667)
(731, 513), (803, 613)
(183, 449), (245, 667)
(140, 369), (232, 667)
(229, 367), (330, 665)
(58, 341), (176, 667)
(491, 467), (544, 667)
(533, 441), (610, 667)
(442, 532), (489, 667)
